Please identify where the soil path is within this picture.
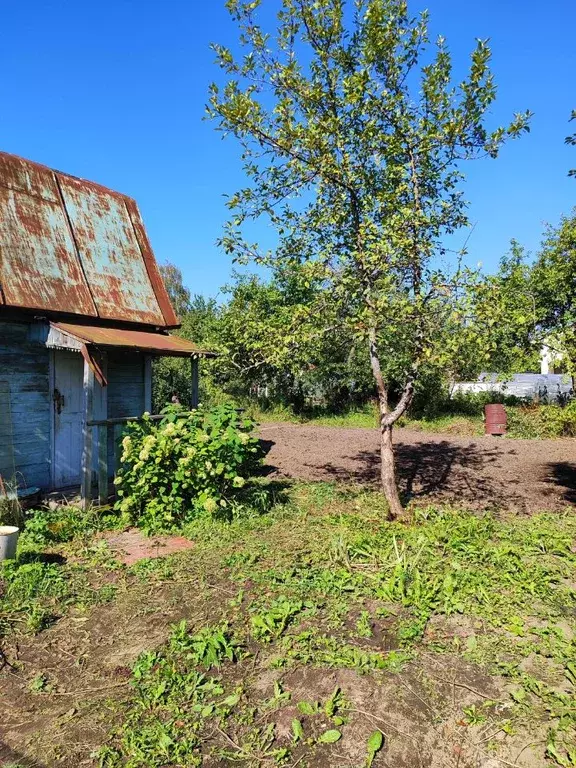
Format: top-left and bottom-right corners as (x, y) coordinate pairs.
(260, 423), (576, 513)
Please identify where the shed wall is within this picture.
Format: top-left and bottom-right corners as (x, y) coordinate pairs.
(107, 352), (146, 475)
(0, 321), (51, 490)
(0, 324), (151, 490)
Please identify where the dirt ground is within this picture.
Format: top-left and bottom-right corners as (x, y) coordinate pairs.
(260, 423), (576, 513)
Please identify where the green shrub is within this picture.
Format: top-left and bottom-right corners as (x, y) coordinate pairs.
(506, 400), (576, 439)
(114, 404), (263, 533)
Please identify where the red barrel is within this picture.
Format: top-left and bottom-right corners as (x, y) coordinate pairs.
(484, 404), (507, 435)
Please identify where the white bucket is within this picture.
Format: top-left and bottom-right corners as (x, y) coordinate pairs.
(0, 526), (19, 561)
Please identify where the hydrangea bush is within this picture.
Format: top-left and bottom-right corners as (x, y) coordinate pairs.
(114, 404), (262, 533)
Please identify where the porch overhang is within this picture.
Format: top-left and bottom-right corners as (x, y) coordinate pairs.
(47, 322), (215, 358)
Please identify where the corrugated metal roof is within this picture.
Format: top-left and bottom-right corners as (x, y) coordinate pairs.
(0, 152), (178, 327)
(53, 322), (215, 357)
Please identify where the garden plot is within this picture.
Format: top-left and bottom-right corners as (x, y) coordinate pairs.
(1, 482), (576, 767)
(261, 422), (576, 513)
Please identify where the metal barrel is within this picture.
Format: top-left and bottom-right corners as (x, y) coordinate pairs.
(484, 403), (507, 435)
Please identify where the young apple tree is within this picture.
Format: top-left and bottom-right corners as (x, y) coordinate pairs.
(209, 0), (530, 519)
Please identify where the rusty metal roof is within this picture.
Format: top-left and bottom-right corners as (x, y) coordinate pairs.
(0, 152), (178, 327)
(53, 322), (215, 357)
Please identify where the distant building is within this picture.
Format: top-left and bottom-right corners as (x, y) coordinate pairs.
(452, 372), (572, 402)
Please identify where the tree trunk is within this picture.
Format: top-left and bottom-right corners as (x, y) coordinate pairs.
(380, 421), (406, 521)
(367, 326), (414, 520)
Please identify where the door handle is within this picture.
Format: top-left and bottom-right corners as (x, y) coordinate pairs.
(53, 388), (65, 414)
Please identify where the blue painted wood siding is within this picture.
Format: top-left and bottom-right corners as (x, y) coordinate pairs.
(0, 321), (51, 490)
(107, 352), (146, 475)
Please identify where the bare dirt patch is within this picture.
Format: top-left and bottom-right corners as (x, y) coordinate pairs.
(101, 528), (194, 565)
(261, 423), (576, 512)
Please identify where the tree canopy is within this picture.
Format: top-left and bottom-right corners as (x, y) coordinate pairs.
(208, 0), (530, 517)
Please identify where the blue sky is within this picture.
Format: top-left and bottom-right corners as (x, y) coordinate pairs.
(1, 0), (574, 298)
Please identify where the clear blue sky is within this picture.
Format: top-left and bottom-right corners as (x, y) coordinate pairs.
(1, 0), (574, 298)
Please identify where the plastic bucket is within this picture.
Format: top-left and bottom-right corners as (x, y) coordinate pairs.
(0, 526), (19, 561)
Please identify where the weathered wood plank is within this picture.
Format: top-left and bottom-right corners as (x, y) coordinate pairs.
(191, 357), (199, 408)
(6, 391), (51, 413)
(0, 321), (51, 490)
(0, 443), (49, 465)
(80, 360), (95, 509)
(0, 415), (47, 438)
(0, 462), (50, 490)
(144, 356), (152, 413)
(98, 424), (108, 505)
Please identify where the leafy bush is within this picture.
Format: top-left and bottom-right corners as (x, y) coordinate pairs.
(114, 404), (263, 533)
(506, 400), (576, 439)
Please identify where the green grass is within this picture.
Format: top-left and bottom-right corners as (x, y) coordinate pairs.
(400, 413), (484, 435)
(0, 504), (121, 638)
(97, 484), (576, 767)
(245, 402), (379, 428)
(249, 401), (484, 435)
(4, 483), (576, 766)
(249, 400), (576, 439)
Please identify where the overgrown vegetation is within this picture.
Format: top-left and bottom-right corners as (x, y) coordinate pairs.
(3, 483), (576, 765)
(115, 404), (263, 533)
(0, 503), (118, 640)
(95, 485), (576, 767)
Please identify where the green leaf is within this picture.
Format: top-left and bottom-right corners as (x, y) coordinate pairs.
(510, 688), (526, 703)
(291, 718), (304, 742)
(297, 701), (316, 715)
(367, 729), (384, 754)
(318, 729), (341, 744)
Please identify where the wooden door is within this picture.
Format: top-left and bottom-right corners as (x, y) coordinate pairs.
(52, 350), (85, 487)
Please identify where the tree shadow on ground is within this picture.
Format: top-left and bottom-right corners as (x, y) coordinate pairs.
(544, 462), (576, 505)
(315, 439), (510, 509)
(0, 739), (46, 767)
(260, 438), (275, 458)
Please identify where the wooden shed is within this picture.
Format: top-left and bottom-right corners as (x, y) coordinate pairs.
(0, 151), (211, 502)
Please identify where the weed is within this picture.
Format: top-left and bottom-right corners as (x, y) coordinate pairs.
(5, 481), (576, 767)
(355, 610), (373, 638)
(366, 730), (384, 766)
(169, 621), (241, 667)
(250, 597), (304, 641)
(28, 673), (51, 694)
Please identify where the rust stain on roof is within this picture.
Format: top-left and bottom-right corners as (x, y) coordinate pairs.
(0, 152), (178, 327)
(53, 322), (215, 357)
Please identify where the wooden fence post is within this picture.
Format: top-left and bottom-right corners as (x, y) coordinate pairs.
(191, 357), (199, 409)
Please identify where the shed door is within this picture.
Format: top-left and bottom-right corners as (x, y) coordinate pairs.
(53, 350), (85, 487)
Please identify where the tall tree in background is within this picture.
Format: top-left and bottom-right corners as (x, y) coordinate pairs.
(215, 270), (374, 408)
(209, 0), (530, 518)
(566, 110), (576, 179)
(532, 212), (576, 381)
(155, 263), (220, 410)
(466, 242), (540, 377)
(160, 263), (193, 319)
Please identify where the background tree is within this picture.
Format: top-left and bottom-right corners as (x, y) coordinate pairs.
(566, 110), (576, 179)
(532, 211), (576, 381)
(214, 269), (374, 410)
(154, 263), (221, 410)
(209, 0), (530, 518)
(466, 241), (540, 377)
(160, 262), (193, 319)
